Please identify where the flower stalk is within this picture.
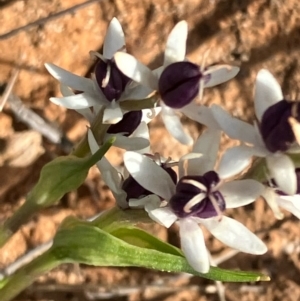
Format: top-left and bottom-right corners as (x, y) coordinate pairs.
(0, 251), (60, 301)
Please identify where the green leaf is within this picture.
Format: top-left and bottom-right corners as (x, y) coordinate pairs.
(110, 226), (183, 256)
(27, 137), (115, 207)
(0, 215), (269, 301)
(91, 206), (152, 231)
(0, 137), (115, 248)
(52, 217), (269, 282)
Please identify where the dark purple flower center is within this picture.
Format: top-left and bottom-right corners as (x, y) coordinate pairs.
(107, 111), (143, 137)
(122, 176), (153, 201)
(95, 58), (131, 102)
(122, 159), (177, 202)
(260, 99), (300, 153)
(169, 171), (225, 218)
(158, 61), (202, 109)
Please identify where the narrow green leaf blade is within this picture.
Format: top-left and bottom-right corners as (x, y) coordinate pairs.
(52, 217), (269, 282)
(110, 226), (183, 256)
(27, 138), (114, 207)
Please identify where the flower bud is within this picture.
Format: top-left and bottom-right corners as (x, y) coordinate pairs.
(107, 111), (143, 136)
(260, 100), (300, 153)
(95, 59), (130, 102)
(158, 62), (202, 109)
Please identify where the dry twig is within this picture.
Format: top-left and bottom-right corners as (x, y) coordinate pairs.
(0, 0), (102, 40)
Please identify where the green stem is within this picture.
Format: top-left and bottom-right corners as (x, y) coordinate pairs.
(70, 133), (90, 158)
(0, 251), (60, 301)
(85, 137), (116, 168)
(119, 93), (159, 111)
(0, 201), (39, 247)
(72, 108), (109, 158)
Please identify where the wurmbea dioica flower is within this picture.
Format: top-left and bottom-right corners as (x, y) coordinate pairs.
(124, 129), (267, 273)
(88, 129), (177, 209)
(45, 18), (153, 124)
(211, 69), (298, 196)
(59, 83), (153, 150)
(114, 21), (239, 145)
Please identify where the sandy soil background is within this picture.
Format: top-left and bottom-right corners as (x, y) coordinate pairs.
(0, 0), (300, 300)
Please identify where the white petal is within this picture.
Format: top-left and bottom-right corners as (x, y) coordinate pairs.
(164, 21), (188, 66)
(122, 83), (153, 100)
(201, 216), (267, 254)
(88, 130), (122, 192)
(124, 151), (176, 200)
(252, 121), (269, 156)
(50, 93), (99, 109)
(75, 108), (95, 123)
(88, 128), (101, 154)
(45, 63), (94, 92)
(181, 103), (220, 129)
(254, 69), (283, 122)
(90, 74), (108, 102)
(277, 195), (300, 219)
(152, 66), (164, 79)
(179, 219), (210, 273)
(193, 128), (221, 158)
(60, 83), (74, 97)
(211, 104), (258, 145)
(131, 122), (151, 153)
(131, 121), (149, 139)
(178, 152), (203, 178)
(217, 145), (254, 179)
(129, 194), (160, 209)
(60, 84), (95, 121)
(220, 180), (265, 208)
(149, 207), (178, 227)
(114, 52), (158, 90)
(112, 135), (149, 151)
(102, 101), (123, 124)
(141, 108), (161, 124)
(266, 154), (297, 195)
(187, 128), (221, 175)
(204, 65), (239, 88)
(144, 195), (162, 212)
(261, 188), (284, 220)
(161, 104), (193, 145)
(88, 130), (127, 207)
(103, 18), (125, 59)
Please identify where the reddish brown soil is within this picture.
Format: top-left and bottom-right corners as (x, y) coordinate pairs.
(0, 0), (300, 300)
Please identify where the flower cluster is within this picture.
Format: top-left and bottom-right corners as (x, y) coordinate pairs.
(46, 18), (300, 274)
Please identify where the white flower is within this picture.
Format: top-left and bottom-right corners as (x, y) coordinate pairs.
(88, 128), (166, 209)
(114, 21), (239, 145)
(211, 69), (298, 195)
(123, 128), (267, 273)
(45, 18), (152, 124)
